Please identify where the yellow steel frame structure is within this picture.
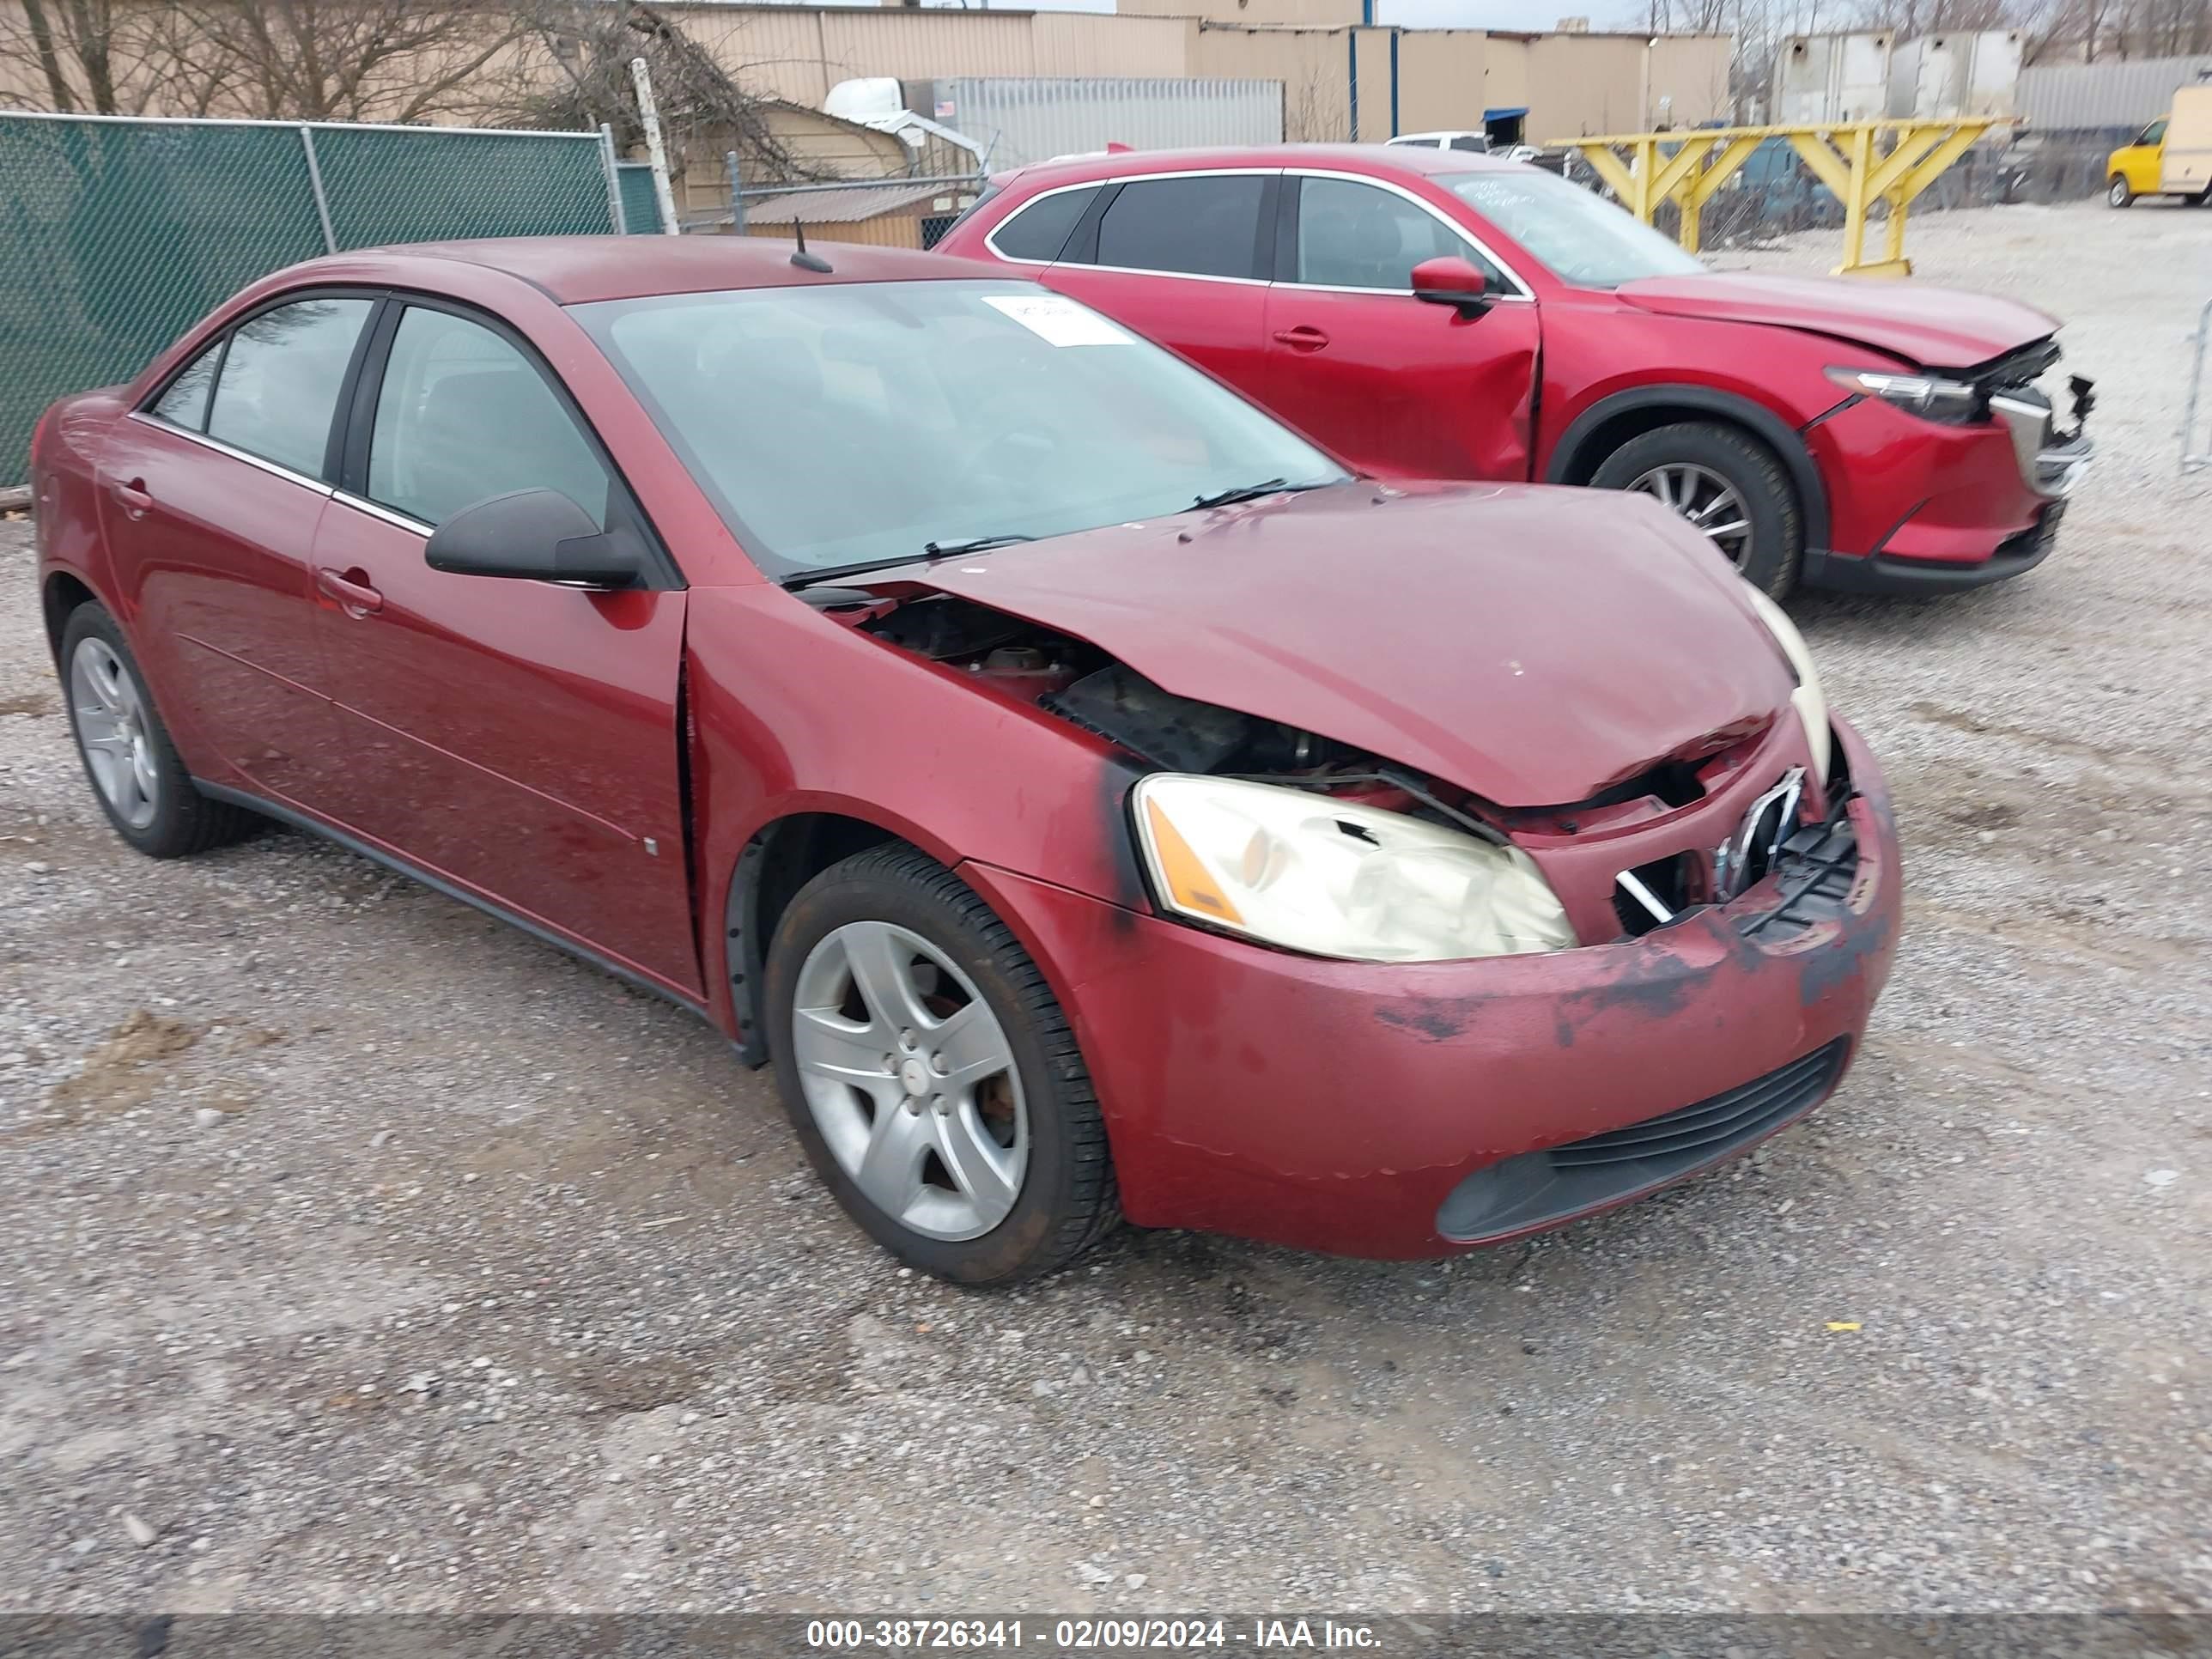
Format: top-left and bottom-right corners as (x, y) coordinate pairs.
(1558, 118), (2008, 277)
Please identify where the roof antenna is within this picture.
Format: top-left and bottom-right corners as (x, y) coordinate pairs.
(789, 219), (831, 274)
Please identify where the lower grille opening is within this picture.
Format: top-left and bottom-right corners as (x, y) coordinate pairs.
(1435, 1039), (1849, 1243)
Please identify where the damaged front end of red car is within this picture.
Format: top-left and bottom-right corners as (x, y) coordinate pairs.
(767, 488), (1901, 1259)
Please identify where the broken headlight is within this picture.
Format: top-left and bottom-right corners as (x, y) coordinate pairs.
(1131, 775), (1575, 963)
(1824, 365), (1982, 426)
(1743, 587), (1831, 791)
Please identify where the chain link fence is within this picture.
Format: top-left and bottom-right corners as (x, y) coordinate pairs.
(0, 112), (649, 489)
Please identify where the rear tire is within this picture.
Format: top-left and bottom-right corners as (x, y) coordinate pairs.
(2108, 174), (2134, 208)
(60, 603), (254, 860)
(1589, 420), (1802, 599)
(764, 843), (1120, 1285)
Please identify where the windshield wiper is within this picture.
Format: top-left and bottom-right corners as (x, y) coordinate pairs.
(781, 536), (1038, 591)
(1190, 477), (1336, 512)
(922, 532), (1036, 557)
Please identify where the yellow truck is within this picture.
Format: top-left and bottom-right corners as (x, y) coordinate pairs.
(2107, 82), (2212, 207)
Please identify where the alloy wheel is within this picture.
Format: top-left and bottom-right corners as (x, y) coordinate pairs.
(70, 637), (160, 830)
(789, 920), (1028, 1241)
(1626, 461), (1753, 567)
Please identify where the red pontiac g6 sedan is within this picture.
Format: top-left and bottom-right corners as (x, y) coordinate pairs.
(937, 145), (2094, 598)
(35, 237), (1899, 1284)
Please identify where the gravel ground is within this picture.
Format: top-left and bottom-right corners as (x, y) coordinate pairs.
(2, 198), (2209, 1617)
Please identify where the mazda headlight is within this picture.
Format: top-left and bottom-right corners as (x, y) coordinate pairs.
(1743, 587), (1831, 791)
(1825, 366), (1981, 426)
(1132, 775), (1574, 962)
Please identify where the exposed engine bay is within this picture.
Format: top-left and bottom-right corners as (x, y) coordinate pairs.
(839, 588), (1457, 823)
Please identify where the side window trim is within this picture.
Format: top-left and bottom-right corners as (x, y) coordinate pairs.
(1060, 167), (1281, 285)
(337, 290), (685, 591)
(1273, 171), (1535, 302)
(1061, 179), (1121, 266)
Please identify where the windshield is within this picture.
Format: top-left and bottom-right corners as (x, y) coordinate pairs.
(573, 280), (1344, 576)
(1443, 168), (1706, 289)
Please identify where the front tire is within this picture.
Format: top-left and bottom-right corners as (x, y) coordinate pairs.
(60, 603), (253, 859)
(2108, 174), (2134, 208)
(1589, 420), (1802, 598)
(764, 844), (1119, 1285)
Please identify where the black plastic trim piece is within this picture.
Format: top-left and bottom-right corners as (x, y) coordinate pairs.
(1435, 1038), (1850, 1243)
(191, 779), (712, 1022)
(1802, 502), (2063, 595)
(1546, 385), (1832, 553)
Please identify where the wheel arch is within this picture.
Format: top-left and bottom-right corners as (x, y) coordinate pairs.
(1545, 386), (1830, 553)
(724, 811), (913, 1065)
(42, 569), (100, 670)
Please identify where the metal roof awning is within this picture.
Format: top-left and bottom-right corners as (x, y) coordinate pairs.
(1485, 106), (1530, 119)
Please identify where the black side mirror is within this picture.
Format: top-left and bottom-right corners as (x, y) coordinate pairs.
(424, 489), (645, 589)
(1410, 255), (1493, 318)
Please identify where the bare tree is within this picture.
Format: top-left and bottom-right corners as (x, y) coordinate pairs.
(162, 0), (525, 122)
(489, 2), (815, 184)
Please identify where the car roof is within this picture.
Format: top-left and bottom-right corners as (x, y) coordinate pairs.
(274, 235), (1012, 307)
(996, 143), (1519, 192)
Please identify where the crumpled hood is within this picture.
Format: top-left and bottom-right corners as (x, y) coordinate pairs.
(1616, 272), (2057, 369)
(903, 483), (1796, 808)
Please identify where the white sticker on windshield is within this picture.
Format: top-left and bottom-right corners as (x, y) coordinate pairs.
(982, 293), (1134, 348)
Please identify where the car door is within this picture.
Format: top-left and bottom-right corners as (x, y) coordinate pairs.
(1039, 171), (1275, 397)
(96, 295), (369, 799)
(301, 298), (702, 998)
(2124, 119), (2166, 193)
(1260, 173), (1541, 483)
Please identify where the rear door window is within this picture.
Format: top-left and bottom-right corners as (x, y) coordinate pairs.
(1091, 175), (1268, 280)
(990, 185), (1100, 262)
(149, 342), (222, 432)
(204, 296), (373, 478)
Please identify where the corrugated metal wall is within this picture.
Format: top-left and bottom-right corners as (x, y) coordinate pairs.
(2020, 53), (2212, 131)
(933, 76), (1285, 167)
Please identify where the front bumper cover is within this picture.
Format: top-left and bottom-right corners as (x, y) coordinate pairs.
(962, 719), (1902, 1259)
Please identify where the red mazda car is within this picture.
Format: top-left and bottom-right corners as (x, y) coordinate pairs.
(937, 144), (2094, 597)
(34, 237), (1899, 1284)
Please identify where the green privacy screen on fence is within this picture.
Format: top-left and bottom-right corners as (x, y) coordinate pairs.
(0, 112), (637, 489)
(617, 162), (664, 235)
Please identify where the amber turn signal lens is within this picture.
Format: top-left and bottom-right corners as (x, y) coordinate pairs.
(1143, 795), (1243, 926)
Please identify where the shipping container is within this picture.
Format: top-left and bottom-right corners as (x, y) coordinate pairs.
(2017, 54), (2212, 132)
(1772, 32), (1894, 125)
(1887, 30), (2021, 119)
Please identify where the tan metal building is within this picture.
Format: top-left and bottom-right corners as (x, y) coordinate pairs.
(663, 4), (1732, 146)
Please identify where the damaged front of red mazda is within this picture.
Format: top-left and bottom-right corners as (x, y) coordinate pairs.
(688, 474), (1899, 1267)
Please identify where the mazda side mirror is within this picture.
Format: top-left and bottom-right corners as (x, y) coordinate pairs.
(1411, 256), (1492, 316)
(424, 489), (644, 589)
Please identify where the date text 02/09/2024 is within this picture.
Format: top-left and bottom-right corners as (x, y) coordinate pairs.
(803, 1619), (1384, 1650)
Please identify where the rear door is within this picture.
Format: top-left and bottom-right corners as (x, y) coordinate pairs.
(301, 298), (701, 998)
(1039, 170), (1276, 397)
(1259, 173), (1540, 482)
(2162, 94), (2212, 195)
(96, 294), (369, 799)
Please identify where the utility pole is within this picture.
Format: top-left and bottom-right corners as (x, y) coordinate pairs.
(630, 57), (682, 236)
